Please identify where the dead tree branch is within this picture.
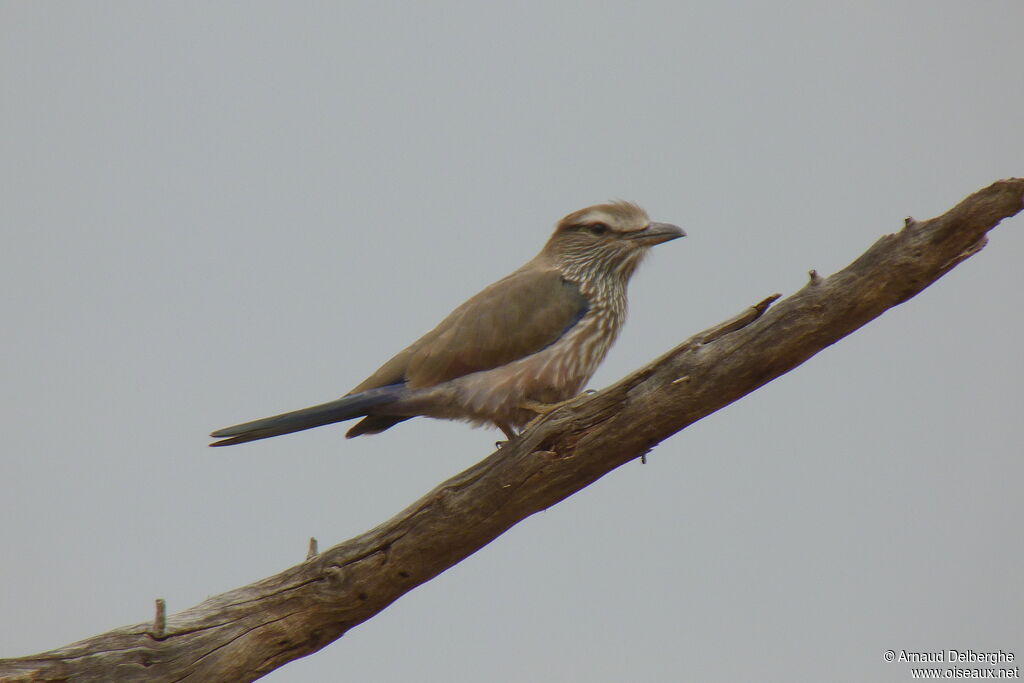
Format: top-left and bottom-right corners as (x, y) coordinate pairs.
(2, 179), (1021, 682)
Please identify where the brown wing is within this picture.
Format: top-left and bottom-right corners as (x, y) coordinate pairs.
(348, 267), (589, 393)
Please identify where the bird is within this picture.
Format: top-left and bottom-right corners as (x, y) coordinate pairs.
(210, 202), (684, 447)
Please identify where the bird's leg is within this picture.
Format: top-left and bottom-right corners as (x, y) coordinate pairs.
(495, 423), (518, 448)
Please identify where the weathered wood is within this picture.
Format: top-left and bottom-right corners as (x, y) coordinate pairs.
(2, 179), (1021, 683)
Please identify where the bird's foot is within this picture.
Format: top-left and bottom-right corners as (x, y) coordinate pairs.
(494, 423), (519, 448)
(518, 397), (583, 433)
(519, 397), (580, 416)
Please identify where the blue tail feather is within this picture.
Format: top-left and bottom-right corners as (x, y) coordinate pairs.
(209, 385), (404, 447)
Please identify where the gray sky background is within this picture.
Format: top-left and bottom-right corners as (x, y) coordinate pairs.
(2, 3), (1022, 682)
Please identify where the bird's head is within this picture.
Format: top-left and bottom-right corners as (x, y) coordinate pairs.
(543, 201), (685, 282)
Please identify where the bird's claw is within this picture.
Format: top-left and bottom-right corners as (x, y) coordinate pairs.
(519, 397), (578, 416)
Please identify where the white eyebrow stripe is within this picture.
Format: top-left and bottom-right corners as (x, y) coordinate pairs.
(575, 210), (649, 233)
(574, 209), (617, 225)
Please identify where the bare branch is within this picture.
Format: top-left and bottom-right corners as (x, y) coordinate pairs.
(2, 179), (1021, 683)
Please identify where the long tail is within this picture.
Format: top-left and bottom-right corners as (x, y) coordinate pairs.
(209, 386), (403, 447)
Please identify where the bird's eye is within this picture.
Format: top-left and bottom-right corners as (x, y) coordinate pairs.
(586, 223), (609, 236)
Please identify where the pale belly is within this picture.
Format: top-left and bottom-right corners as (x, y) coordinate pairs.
(440, 311), (621, 430)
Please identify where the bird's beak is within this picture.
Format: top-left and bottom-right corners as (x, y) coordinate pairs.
(631, 222), (686, 245)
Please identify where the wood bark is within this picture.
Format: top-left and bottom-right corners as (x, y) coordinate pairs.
(2, 179), (1021, 682)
